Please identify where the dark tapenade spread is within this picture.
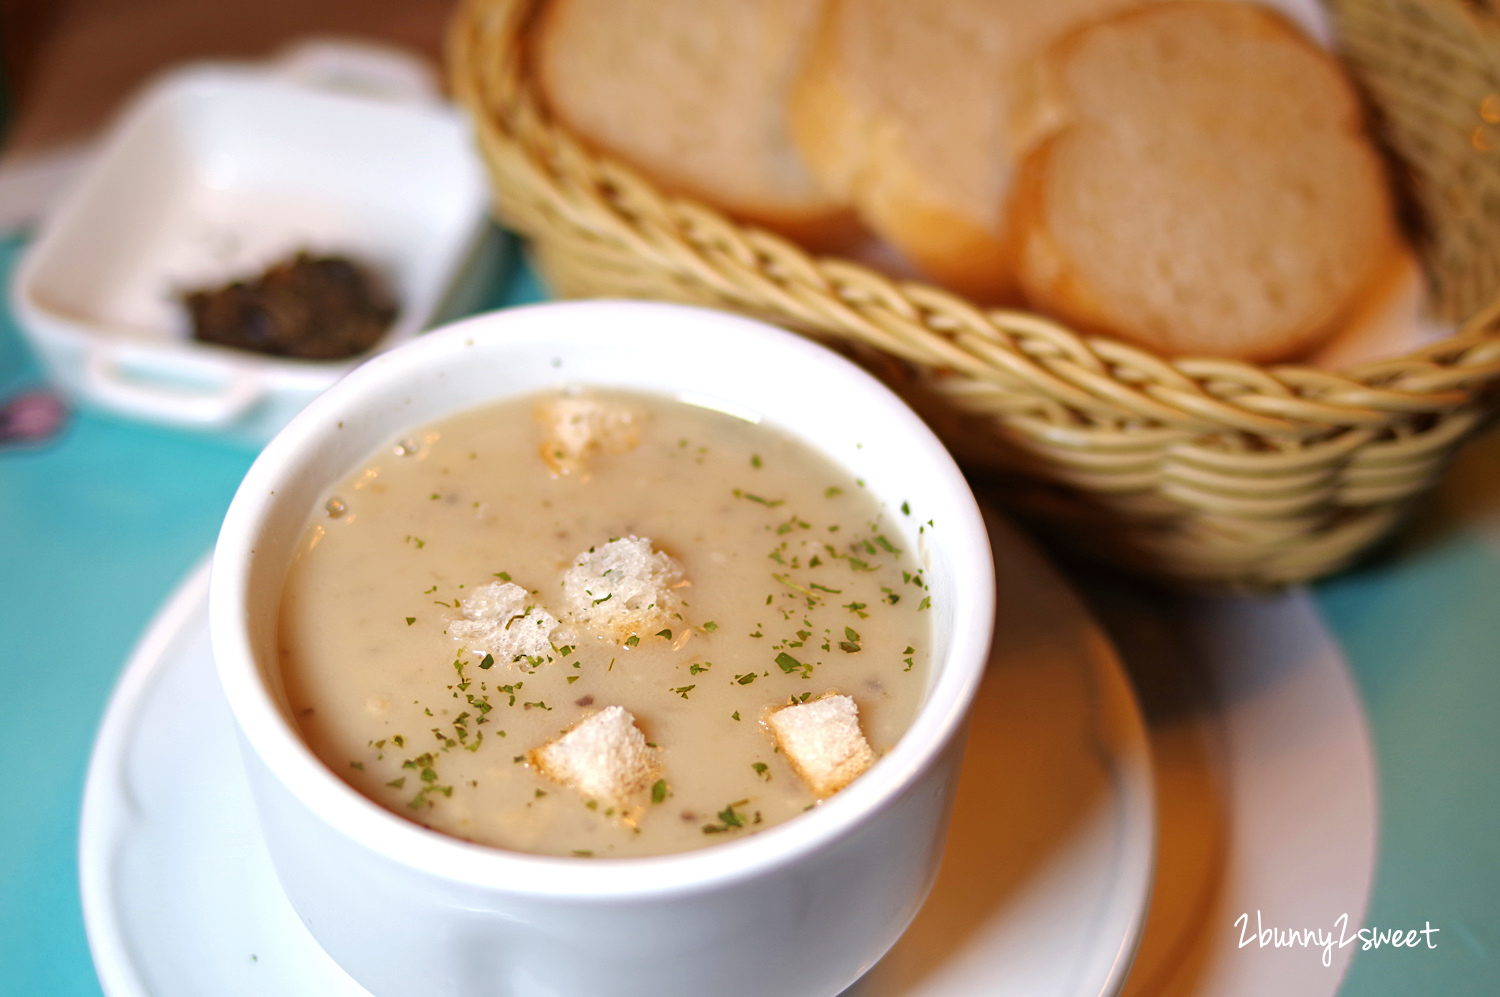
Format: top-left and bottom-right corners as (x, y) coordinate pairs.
(185, 252), (396, 360)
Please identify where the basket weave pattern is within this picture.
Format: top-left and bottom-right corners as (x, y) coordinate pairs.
(450, 0), (1500, 587)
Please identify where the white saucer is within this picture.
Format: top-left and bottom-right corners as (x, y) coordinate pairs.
(79, 513), (1156, 997)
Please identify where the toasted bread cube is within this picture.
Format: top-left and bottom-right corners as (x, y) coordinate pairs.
(449, 581), (559, 663)
(562, 536), (684, 642)
(766, 693), (874, 797)
(529, 706), (662, 805)
(536, 394), (642, 475)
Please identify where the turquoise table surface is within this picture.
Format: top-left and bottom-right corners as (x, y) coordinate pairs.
(1, 230), (1496, 996)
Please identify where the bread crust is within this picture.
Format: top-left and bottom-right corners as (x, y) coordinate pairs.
(1010, 1), (1400, 361)
(532, 0), (860, 249)
(788, 0), (1147, 302)
(789, 2), (1014, 300)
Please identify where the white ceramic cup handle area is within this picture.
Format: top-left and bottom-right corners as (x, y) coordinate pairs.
(270, 40), (440, 104)
(84, 345), (265, 427)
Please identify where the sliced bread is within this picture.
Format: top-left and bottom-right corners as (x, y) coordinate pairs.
(532, 0), (856, 246)
(1010, 1), (1398, 361)
(788, 0), (1146, 301)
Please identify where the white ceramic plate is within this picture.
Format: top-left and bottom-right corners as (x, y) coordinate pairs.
(79, 511), (1155, 997)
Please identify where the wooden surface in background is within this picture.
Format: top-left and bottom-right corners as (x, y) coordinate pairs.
(0, 0), (456, 155)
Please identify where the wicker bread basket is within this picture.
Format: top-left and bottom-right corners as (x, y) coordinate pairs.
(450, 0), (1500, 588)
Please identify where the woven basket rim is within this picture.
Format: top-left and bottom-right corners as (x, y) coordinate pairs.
(448, 0), (1500, 447)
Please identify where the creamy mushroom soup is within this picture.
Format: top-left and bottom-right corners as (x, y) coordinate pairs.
(278, 389), (932, 857)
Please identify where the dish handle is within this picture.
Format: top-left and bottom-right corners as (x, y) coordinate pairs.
(84, 344), (265, 427)
(269, 40), (441, 105)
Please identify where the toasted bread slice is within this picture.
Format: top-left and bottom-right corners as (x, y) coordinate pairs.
(789, 0), (1145, 301)
(1011, 2), (1398, 361)
(533, 0), (857, 247)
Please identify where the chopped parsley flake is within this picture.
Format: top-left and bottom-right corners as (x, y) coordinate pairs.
(656, 629), (672, 639)
(494, 571), (511, 581)
(775, 652), (802, 674)
(405, 617), (416, 626)
(625, 635), (640, 648)
(702, 800), (750, 834)
(671, 684), (696, 699)
(735, 672), (757, 685)
(652, 779), (668, 803)
(703, 621), (719, 632)
(733, 489), (784, 507)
(773, 573), (815, 599)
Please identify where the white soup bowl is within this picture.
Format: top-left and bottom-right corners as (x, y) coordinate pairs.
(210, 300), (995, 997)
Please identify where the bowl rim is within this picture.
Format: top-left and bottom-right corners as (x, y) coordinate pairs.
(210, 299), (995, 899)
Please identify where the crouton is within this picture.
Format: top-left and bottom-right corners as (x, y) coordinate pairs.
(562, 536), (684, 642)
(765, 693), (874, 797)
(449, 581), (559, 663)
(528, 705), (662, 805)
(536, 394), (642, 476)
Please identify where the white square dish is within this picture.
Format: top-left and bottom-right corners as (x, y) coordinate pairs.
(10, 44), (493, 444)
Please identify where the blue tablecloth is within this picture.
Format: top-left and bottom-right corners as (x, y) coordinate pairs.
(1, 232), (1495, 996)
